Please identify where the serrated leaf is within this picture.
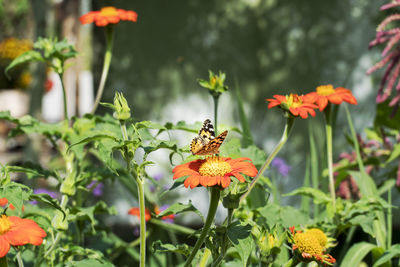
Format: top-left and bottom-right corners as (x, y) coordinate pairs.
(5, 50), (43, 75)
(65, 259), (114, 267)
(340, 242), (377, 267)
(284, 187), (331, 204)
(142, 140), (178, 155)
(157, 201), (204, 222)
(135, 120), (166, 130)
(0, 183), (31, 215)
(227, 221), (254, 266)
(29, 193), (65, 219)
(152, 240), (191, 256)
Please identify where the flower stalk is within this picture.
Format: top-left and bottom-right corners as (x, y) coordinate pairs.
(184, 187), (221, 267)
(91, 25), (114, 114)
(240, 116), (294, 202)
(58, 72), (68, 121)
(213, 95), (219, 134)
(324, 104), (336, 211)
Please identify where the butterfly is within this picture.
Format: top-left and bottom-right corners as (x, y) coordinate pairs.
(190, 119), (228, 155)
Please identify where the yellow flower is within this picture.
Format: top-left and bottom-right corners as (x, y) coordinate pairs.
(289, 226), (336, 265)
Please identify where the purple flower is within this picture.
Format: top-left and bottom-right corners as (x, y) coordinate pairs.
(153, 173), (163, 181)
(30, 188), (58, 205)
(87, 181), (104, 197)
(271, 157), (291, 177)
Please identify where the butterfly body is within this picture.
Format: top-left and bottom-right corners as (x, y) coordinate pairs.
(190, 119), (228, 155)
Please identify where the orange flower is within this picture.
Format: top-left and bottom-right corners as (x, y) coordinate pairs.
(172, 156), (257, 189)
(266, 93), (318, 119)
(80, 6), (138, 27)
(308, 85), (358, 111)
(128, 207), (151, 222)
(0, 198), (15, 210)
(0, 215), (46, 257)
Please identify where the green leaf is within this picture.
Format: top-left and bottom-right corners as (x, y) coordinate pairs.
(373, 244), (400, 266)
(227, 221), (254, 266)
(152, 240), (191, 256)
(142, 140), (178, 155)
(157, 201), (204, 222)
(0, 111), (18, 123)
(340, 242), (377, 267)
(284, 187), (331, 204)
(374, 101), (400, 130)
(135, 120), (166, 130)
(6, 163), (55, 179)
(377, 179), (396, 196)
(0, 183), (31, 215)
(65, 259), (115, 267)
(5, 50), (43, 75)
(29, 193), (65, 218)
(386, 143), (400, 164)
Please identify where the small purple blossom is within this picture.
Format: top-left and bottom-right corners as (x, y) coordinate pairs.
(153, 173), (163, 181)
(271, 157), (291, 177)
(30, 188), (58, 205)
(87, 181), (104, 197)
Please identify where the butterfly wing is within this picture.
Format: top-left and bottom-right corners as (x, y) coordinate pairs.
(190, 119), (227, 155)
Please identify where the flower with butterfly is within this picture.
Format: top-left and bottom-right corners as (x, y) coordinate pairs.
(173, 119), (257, 189)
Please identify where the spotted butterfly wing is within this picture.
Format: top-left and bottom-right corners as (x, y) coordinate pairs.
(190, 119), (228, 155)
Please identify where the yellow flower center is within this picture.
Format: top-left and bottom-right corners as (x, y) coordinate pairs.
(316, 85), (335, 96)
(0, 215), (12, 235)
(100, 7), (118, 16)
(198, 157), (232, 177)
(286, 94), (302, 108)
(306, 228), (328, 248)
(268, 234), (275, 247)
(293, 232), (323, 256)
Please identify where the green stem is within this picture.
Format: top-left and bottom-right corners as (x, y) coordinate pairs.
(150, 219), (195, 235)
(387, 188), (392, 248)
(0, 257), (8, 267)
(137, 176), (146, 267)
(91, 25), (114, 114)
(16, 251), (24, 267)
(324, 104), (336, 212)
(240, 116), (294, 203)
(58, 72), (68, 121)
(211, 208), (233, 267)
(213, 96), (219, 134)
(184, 188), (221, 267)
(282, 257), (301, 267)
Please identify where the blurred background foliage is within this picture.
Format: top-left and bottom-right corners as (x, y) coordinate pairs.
(1, 0), (394, 202)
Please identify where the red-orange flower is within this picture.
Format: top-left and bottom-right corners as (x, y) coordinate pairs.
(308, 85), (358, 111)
(172, 156), (257, 189)
(266, 93), (318, 119)
(0, 198), (14, 210)
(0, 215), (46, 257)
(128, 207), (151, 222)
(80, 6), (138, 27)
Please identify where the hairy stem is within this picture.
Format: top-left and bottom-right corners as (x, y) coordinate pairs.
(91, 25), (114, 114)
(137, 176), (146, 267)
(16, 251), (24, 267)
(58, 72), (68, 121)
(213, 95), (219, 134)
(184, 188), (220, 267)
(324, 104), (336, 212)
(240, 116), (294, 202)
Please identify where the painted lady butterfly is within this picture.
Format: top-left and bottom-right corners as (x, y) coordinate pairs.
(190, 119), (228, 155)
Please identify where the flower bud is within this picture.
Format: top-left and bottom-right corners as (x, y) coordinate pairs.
(113, 92), (131, 121)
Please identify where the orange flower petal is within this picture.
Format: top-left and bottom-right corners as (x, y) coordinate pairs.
(0, 236), (10, 258)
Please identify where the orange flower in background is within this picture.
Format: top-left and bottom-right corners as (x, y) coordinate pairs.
(128, 207), (151, 222)
(80, 6), (138, 27)
(173, 156), (257, 189)
(266, 93), (318, 119)
(0, 198), (15, 210)
(0, 215), (46, 257)
(308, 85), (358, 111)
